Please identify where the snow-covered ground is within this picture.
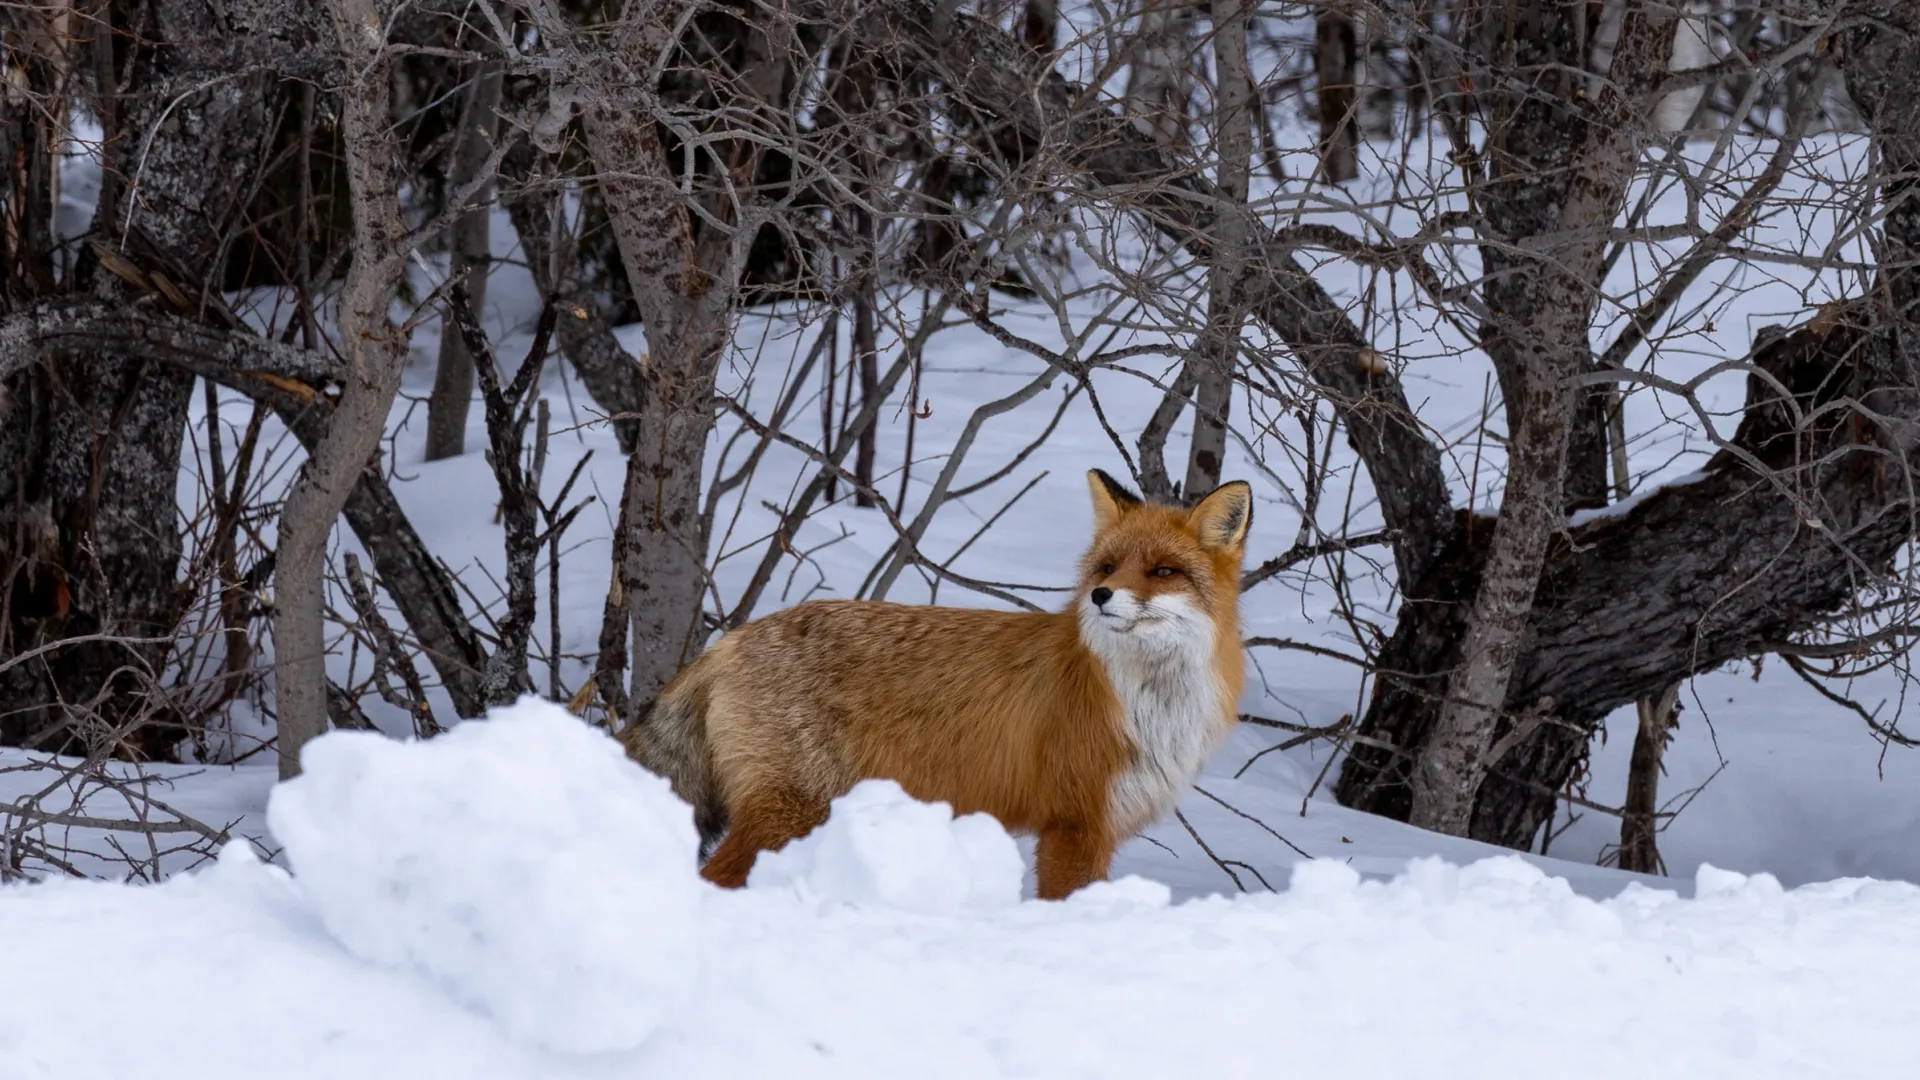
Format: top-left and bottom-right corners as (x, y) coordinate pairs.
(8, 700), (1920, 1080)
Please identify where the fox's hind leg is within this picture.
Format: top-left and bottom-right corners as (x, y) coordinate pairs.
(698, 787), (829, 888)
(1035, 822), (1114, 900)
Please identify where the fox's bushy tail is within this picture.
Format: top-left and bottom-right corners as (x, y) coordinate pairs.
(621, 666), (728, 860)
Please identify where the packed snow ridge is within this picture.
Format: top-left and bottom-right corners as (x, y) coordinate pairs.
(3, 699), (1918, 1079)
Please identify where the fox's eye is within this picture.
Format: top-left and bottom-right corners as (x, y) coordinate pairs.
(1150, 566), (1179, 578)
(1098, 562), (1115, 576)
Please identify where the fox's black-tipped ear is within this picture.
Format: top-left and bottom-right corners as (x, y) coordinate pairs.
(1086, 469), (1143, 531)
(1188, 480), (1252, 551)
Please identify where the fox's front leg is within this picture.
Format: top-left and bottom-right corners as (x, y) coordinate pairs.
(1035, 822), (1114, 900)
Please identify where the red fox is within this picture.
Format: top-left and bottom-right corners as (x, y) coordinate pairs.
(622, 470), (1251, 899)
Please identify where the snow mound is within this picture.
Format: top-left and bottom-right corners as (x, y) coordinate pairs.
(265, 697), (700, 1055)
(1061, 873), (1175, 910)
(10, 772), (1920, 1076)
(747, 779), (1023, 911)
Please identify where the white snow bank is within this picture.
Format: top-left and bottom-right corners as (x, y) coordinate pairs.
(747, 778), (1024, 911)
(6, 697), (1920, 1078)
(265, 698), (700, 1054)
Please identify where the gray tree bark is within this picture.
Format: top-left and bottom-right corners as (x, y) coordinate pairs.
(273, 0), (410, 778)
(1181, 0), (1255, 500)
(1617, 683), (1677, 873)
(1, 300), (493, 721)
(1125, 1), (1198, 145)
(0, 0), (281, 757)
(531, 0), (806, 717)
(1404, 6), (1672, 835)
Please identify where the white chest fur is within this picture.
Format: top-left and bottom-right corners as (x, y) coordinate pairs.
(1080, 594), (1229, 835)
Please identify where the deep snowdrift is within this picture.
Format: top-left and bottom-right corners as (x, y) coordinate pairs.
(3, 699), (1917, 1079)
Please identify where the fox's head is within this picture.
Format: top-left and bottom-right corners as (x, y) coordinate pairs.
(1076, 469), (1251, 650)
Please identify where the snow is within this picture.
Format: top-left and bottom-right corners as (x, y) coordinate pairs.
(263, 700), (700, 1054)
(746, 778), (1026, 912)
(1564, 470), (1710, 528)
(6, 699), (1920, 1078)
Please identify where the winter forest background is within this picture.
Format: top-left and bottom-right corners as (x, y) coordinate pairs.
(4, 2), (1920, 1070)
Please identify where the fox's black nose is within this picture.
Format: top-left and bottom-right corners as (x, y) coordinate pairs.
(1090, 587), (1113, 608)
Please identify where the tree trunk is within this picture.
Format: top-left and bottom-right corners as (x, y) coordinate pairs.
(274, 0), (410, 778)
(559, 3), (804, 717)
(822, 33), (883, 508)
(1407, 364), (1576, 834)
(574, 119), (721, 720)
(425, 59), (504, 462)
(1337, 2), (1920, 848)
(852, 286), (880, 507)
(1182, 0), (1255, 499)
(1611, 316), (1676, 873)
(1563, 376), (1614, 513)
(1315, 9), (1358, 183)
(1125, 1), (1197, 145)
(610, 316), (729, 718)
(1, 0), (277, 757)
(1617, 683), (1677, 874)
(499, 141), (644, 455)
(1021, 0), (1057, 54)
(1401, 6), (1670, 835)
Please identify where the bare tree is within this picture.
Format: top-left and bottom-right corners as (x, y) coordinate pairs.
(424, 53), (506, 462)
(512, 1), (824, 718)
(272, 0), (412, 777)
(1185, 0), (1255, 499)
(1126, 0), (1200, 145)
(1336, 1), (1920, 846)
(1, 0), (293, 759)
(1396, 6), (1669, 835)
(1315, 6), (1360, 182)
